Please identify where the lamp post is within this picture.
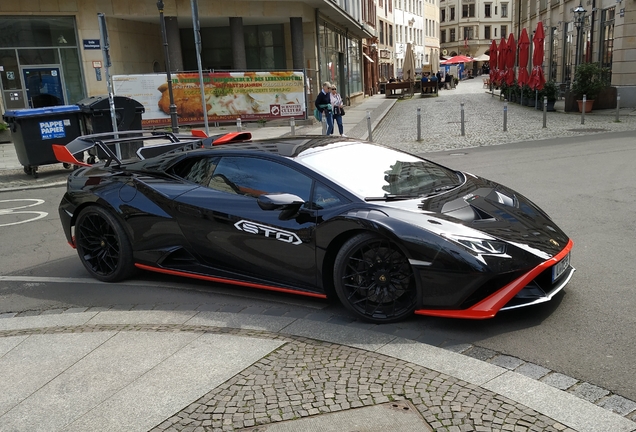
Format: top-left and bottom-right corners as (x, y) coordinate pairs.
(573, 3), (587, 70)
(157, 0), (179, 133)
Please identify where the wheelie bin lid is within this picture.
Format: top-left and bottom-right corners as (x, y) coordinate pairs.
(3, 105), (81, 119)
(76, 95), (145, 113)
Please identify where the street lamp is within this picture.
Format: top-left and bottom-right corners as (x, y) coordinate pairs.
(157, 0), (179, 132)
(573, 3), (587, 69)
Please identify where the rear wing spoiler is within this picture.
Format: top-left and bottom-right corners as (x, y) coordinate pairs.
(52, 130), (252, 168)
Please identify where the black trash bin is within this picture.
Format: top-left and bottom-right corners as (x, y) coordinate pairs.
(3, 105), (83, 177)
(76, 95), (145, 160)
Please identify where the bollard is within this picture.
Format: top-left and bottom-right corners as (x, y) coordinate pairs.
(581, 95), (586, 125)
(503, 101), (508, 132)
(322, 114), (327, 135)
(417, 107), (422, 141)
(290, 117), (296, 136)
(236, 117), (242, 132)
(366, 110), (373, 141)
(543, 96), (547, 128)
(460, 102), (465, 136)
(616, 94), (621, 122)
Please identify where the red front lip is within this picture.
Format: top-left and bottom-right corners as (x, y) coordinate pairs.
(414, 238), (574, 319)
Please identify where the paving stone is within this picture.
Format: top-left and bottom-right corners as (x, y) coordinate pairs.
(490, 355), (525, 370)
(463, 346), (497, 361)
(218, 305), (245, 313)
(540, 373), (578, 390)
(442, 342), (473, 353)
(599, 394), (636, 416)
(568, 382), (610, 403)
(514, 363), (551, 380)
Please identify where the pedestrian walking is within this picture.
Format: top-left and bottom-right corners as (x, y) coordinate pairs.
(315, 81), (333, 135)
(330, 85), (345, 136)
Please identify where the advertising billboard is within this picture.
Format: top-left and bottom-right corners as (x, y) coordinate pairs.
(113, 71), (306, 127)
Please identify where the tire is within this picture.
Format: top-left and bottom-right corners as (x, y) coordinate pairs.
(334, 233), (417, 323)
(75, 206), (135, 282)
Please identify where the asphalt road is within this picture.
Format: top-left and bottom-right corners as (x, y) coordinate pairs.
(1, 131), (635, 403)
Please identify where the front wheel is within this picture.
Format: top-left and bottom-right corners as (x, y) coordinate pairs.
(334, 233), (417, 323)
(75, 206), (135, 282)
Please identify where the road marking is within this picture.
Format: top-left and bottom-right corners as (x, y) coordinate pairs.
(0, 199), (48, 227)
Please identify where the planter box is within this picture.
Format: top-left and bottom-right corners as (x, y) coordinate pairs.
(0, 129), (11, 144)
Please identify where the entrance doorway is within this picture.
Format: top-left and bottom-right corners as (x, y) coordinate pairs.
(21, 66), (66, 108)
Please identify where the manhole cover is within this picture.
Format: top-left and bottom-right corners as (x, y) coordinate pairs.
(239, 400), (432, 432)
(567, 128), (608, 133)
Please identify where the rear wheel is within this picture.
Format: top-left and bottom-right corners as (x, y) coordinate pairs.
(334, 233), (417, 323)
(75, 206), (135, 282)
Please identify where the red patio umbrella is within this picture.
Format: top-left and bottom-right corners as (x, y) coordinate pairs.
(497, 37), (507, 85)
(529, 22), (546, 90)
(440, 55), (473, 64)
(517, 28), (530, 87)
(489, 39), (498, 85)
(505, 33), (516, 85)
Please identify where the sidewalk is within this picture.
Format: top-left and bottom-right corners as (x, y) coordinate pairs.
(1, 307), (635, 432)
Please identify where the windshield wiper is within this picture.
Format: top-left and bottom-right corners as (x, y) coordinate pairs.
(365, 194), (421, 202)
(419, 185), (459, 199)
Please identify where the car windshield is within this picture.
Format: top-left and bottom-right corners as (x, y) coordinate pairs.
(298, 143), (461, 199)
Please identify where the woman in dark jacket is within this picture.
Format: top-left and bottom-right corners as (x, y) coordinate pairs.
(315, 81), (333, 135)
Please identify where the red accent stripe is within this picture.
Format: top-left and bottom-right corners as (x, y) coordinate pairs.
(213, 132), (253, 145)
(52, 145), (91, 167)
(134, 263), (328, 299)
(191, 129), (208, 138)
(415, 239), (574, 319)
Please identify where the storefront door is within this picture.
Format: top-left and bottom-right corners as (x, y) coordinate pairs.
(21, 66), (65, 108)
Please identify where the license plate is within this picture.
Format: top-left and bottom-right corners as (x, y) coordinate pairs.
(552, 252), (571, 282)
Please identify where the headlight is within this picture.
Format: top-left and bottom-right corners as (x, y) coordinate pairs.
(445, 234), (507, 255)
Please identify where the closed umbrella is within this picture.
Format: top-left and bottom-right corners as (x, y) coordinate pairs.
(489, 39), (498, 85)
(529, 22), (546, 90)
(403, 43), (417, 82)
(517, 28), (530, 87)
(505, 33), (516, 86)
(497, 37), (507, 85)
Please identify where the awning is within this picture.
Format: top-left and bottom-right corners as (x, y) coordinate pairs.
(363, 53), (374, 63)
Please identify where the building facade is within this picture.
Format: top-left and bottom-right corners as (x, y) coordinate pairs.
(394, 0), (440, 77)
(0, 0), (375, 116)
(440, 0), (513, 69)
(514, 0), (635, 106)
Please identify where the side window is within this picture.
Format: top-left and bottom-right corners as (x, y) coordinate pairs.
(311, 183), (347, 210)
(209, 157), (312, 201)
(172, 157), (220, 186)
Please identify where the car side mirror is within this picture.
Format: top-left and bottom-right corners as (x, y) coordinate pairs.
(257, 193), (305, 211)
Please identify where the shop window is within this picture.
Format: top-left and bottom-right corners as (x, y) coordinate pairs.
(0, 16), (77, 48)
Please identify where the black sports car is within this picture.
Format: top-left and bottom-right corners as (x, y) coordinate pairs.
(55, 130), (574, 323)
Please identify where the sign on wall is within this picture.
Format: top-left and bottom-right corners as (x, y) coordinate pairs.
(113, 71), (306, 127)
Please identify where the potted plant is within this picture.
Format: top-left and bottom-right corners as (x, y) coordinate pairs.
(521, 85), (535, 107)
(510, 82), (521, 103)
(571, 62), (605, 112)
(0, 121), (10, 144)
(542, 80), (559, 111)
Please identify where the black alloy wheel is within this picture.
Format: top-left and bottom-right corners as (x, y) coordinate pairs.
(75, 206), (135, 282)
(334, 233), (417, 323)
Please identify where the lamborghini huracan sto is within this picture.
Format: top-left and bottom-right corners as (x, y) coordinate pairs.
(55, 131), (574, 323)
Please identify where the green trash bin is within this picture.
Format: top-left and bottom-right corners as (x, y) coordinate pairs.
(2, 105), (83, 178)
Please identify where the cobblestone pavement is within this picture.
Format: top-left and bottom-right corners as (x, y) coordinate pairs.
(372, 79), (636, 155)
(0, 323), (575, 432)
(4, 302), (636, 430)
